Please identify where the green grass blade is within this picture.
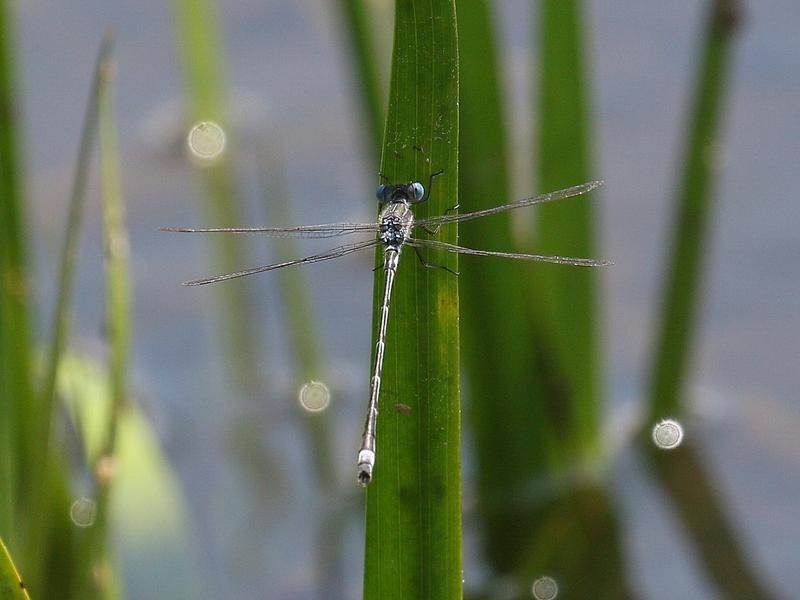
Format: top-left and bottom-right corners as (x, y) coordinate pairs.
(37, 31), (114, 455)
(534, 0), (600, 456)
(647, 0), (741, 421)
(0, 0), (34, 540)
(173, 0), (225, 118)
(644, 3), (778, 597)
(58, 353), (205, 600)
(256, 144), (336, 489)
(648, 443), (780, 598)
(256, 143), (345, 596)
(456, 0), (562, 571)
(529, 4), (634, 595)
(23, 33), (114, 590)
(334, 0), (386, 158)
(0, 536), (30, 600)
(70, 51), (131, 600)
(97, 53), (131, 475)
(363, 1), (460, 599)
(173, 0), (262, 395)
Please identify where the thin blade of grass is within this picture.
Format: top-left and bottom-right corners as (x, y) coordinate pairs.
(334, 0), (386, 159)
(58, 353), (206, 600)
(644, 3), (776, 597)
(0, 0), (33, 542)
(647, 442), (780, 598)
(534, 0), (600, 457)
(97, 54), (131, 482)
(455, 0), (563, 573)
(172, 0), (262, 396)
(256, 141), (347, 596)
(70, 51), (130, 600)
(36, 31), (114, 461)
(517, 3), (634, 595)
(23, 32), (114, 592)
(647, 0), (741, 421)
(363, 1), (460, 599)
(0, 536), (30, 600)
(256, 142), (335, 489)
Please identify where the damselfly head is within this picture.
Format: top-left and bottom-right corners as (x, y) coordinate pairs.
(375, 181), (425, 204)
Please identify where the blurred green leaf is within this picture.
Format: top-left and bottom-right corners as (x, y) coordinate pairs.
(67, 52), (130, 600)
(256, 144), (335, 489)
(647, 0), (741, 422)
(173, 0), (262, 396)
(97, 47), (131, 467)
(59, 353), (205, 600)
(363, 1), (461, 598)
(456, 3), (631, 594)
(644, 3), (777, 598)
(534, 0), (600, 458)
(0, 0), (34, 540)
(335, 0), (386, 159)
(22, 33), (114, 594)
(647, 442), (780, 599)
(37, 32), (114, 461)
(456, 0), (566, 569)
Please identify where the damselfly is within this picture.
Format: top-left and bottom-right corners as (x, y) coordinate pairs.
(164, 177), (609, 485)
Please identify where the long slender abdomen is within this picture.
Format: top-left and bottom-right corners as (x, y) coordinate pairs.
(357, 246), (401, 485)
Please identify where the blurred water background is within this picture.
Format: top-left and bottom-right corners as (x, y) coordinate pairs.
(12, 0), (799, 598)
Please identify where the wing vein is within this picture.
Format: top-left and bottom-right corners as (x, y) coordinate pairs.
(162, 222), (379, 239)
(407, 238), (611, 267)
(183, 238), (381, 286)
(413, 180), (602, 228)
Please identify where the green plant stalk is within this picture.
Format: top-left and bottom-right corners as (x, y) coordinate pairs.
(535, 0), (601, 459)
(23, 33), (114, 590)
(98, 59), (131, 490)
(648, 442), (779, 599)
(36, 31), (113, 465)
(515, 487), (633, 600)
(335, 0), (385, 159)
(97, 57), (131, 491)
(174, 0), (224, 118)
(56, 351), (203, 599)
(647, 0), (741, 422)
(0, 535), (30, 600)
(257, 143), (335, 488)
(455, 0), (563, 572)
(256, 142), (345, 596)
(45, 459), (87, 599)
(528, 4), (635, 595)
(73, 52), (130, 600)
(0, 0), (33, 542)
(644, 3), (777, 597)
(173, 0), (261, 396)
(363, 1), (460, 598)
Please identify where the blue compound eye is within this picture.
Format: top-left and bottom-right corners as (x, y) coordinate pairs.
(411, 182), (425, 201)
(375, 184), (388, 201)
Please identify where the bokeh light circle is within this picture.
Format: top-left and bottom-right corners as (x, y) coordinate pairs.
(70, 497), (97, 528)
(298, 380), (331, 413)
(652, 418), (684, 450)
(186, 120), (226, 161)
(531, 576), (558, 600)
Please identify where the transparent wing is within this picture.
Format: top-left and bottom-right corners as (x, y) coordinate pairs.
(162, 221), (380, 239)
(408, 238), (611, 267)
(414, 180), (603, 228)
(183, 238), (382, 286)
